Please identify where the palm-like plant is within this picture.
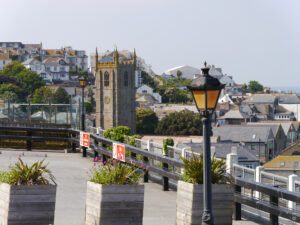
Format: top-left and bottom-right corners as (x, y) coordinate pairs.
(7, 158), (55, 185)
(180, 152), (227, 184)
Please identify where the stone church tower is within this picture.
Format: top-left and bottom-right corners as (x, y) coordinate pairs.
(95, 48), (136, 133)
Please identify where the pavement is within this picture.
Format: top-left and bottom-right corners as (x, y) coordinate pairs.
(0, 149), (259, 225)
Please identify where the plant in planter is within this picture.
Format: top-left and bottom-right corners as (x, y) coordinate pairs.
(177, 152), (233, 225)
(0, 158), (56, 225)
(85, 160), (145, 225)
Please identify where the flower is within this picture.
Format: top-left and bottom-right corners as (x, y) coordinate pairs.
(93, 162), (96, 167)
(95, 156), (98, 162)
(146, 165), (150, 171)
(18, 154), (21, 159)
(113, 160), (116, 166)
(8, 165), (11, 170)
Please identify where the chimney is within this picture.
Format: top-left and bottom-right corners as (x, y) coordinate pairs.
(231, 146), (238, 154)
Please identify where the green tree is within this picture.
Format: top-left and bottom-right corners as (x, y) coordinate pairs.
(32, 86), (54, 103)
(104, 126), (132, 143)
(176, 70), (182, 80)
(84, 102), (92, 113)
(248, 80), (263, 93)
(136, 108), (158, 134)
(0, 61), (45, 95)
(53, 87), (69, 104)
(0, 83), (26, 102)
(155, 110), (202, 135)
(141, 71), (156, 89)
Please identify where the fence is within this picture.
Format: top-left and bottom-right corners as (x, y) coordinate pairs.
(0, 99), (82, 129)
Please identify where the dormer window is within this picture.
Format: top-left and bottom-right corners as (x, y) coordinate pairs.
(59, 60), (64, 65)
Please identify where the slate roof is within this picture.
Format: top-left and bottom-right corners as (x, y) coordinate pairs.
(246, 123), (281, 136)
(264, 155), (300, 170)
(245, 94), (277, 104)
(255, 122), (294, 135)
(277, 94), (300, 104)
(212, 126), (273, 143)
(218, 110), (249, 120)
(177, 142), (259, 162)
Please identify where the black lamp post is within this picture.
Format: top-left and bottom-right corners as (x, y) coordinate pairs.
(79, 76), (87, 157)
(187, 62), (224, 225)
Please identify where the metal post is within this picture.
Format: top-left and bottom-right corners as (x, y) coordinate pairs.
(49, 98), (52, 123)
(233, 185), (241, 220)
(27, 99), (31, 122)
(12, 105), (14, 122)
(163, 162), (169, 191)
(202, 116), (214, 225)
(70, 96), (73, 127)
(82, 86), (87, 157)
(26, 131), (32, 151)
(270, 195), (279, 225)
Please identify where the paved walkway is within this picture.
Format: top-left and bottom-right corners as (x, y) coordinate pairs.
(0, 150), (258, 225)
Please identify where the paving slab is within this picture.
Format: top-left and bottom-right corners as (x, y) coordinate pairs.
(0, 150), (260, 225)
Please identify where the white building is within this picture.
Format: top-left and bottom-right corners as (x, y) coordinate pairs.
(0, 54), (11, 71)
(137, 85), (162, 103)
(164, 65), (199, 79)
(43, 58), (69, 81)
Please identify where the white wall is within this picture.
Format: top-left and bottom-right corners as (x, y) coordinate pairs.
(279, 104), (300, 121)
(137, 85), (153, 95)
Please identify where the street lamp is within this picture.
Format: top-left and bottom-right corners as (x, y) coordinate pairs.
(187, 62), (225, 225)
(79, 76), (87, 157)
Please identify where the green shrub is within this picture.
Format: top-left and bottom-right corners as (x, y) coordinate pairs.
(104, 126), (131, 143)
(180, 152), (227, 184)
(162, 138), (174, 156)
(0, 158), (55, 185)
(128, 134), (141, 147)
(90, 161), (143, 185)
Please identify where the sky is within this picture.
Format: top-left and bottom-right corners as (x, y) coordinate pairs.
(1, 0), (300, 87)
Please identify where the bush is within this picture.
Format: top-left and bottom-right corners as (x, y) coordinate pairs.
(104, 126), (131, 143)
(155, 110), (202, 135)
(136, 108), (158, 134)
(0, 158), (55, 185)
(84, 102), (92, 113)
(162, 138), (174, 156)
(89, 160), (143, 185)
(180, 152), (227, 184)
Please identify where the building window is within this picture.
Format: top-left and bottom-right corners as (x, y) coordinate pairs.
(104, 72), (109, 87)
(250, 143), (255, 150)
(124, 71), (128, 87)
(280, 161), (285, 167)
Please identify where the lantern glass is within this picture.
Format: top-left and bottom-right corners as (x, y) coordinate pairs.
(192, 89), (221, 111)
(79, 79), (87, 87)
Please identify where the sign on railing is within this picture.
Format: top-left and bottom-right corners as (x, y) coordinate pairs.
(80, 132), (90, 147)
(113, 143), (125, 162)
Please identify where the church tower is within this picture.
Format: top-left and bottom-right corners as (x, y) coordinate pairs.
(95, 48), (136, 133)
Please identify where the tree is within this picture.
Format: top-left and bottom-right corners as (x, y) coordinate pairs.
(155, 110), (202, 135)
(141, 71), (156, 89)
(136, 108), (158, 134)
(84, 102), (92, 113)
(0, 83), (26, 102)
(176, 70), (183, 80)
(32, 86), (54, 103)
(248, 80), (263, 93)
(104, 126), (131, 143)
(53, 87), (69, 104)
(0, 61), (45, 95)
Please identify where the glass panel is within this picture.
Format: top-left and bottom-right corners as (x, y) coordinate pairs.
(192, 90), (205, 110)
(192, 90), (220, 110)
(207, 90), (221, 109)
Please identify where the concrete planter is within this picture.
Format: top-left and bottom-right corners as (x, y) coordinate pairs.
(0, 183), (57, 225)
(176, 180), (233, 225)
(85, 181), (144, 225)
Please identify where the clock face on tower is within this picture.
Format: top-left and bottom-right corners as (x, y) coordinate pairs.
(104, 96), (110, 104)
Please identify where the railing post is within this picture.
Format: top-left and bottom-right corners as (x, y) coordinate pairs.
(288, 174), (298, 209)
(233, 184), (241, 220)
(226, 153), (238, 175)
(163, 161), (169, 191)
(270, 195), (279, 225)
(26, 130), (32, 151)
(71, 133), (76, 153)
(163, 144), (169, 191)
(143, 153), (149, 183)
(94, 140), (99, 159)
(254, 166), (263, 199)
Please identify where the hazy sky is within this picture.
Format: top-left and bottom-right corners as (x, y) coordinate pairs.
(1, 0), (300, 87)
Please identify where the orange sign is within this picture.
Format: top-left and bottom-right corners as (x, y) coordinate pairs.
(80, 132), (90, 147)
(113, 143), (126, 162)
